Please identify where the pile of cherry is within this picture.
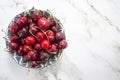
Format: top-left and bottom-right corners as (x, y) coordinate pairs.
(8, 9), (67, 67)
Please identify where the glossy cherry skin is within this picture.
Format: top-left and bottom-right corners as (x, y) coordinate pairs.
(22, 44), (31, 52)
(27, 50), (38, 61)
(48, 44), (57, 52)
(10, 23), (17, 34)
(34, 43), (41, 51)
(55, 32), (64, 40)
(58, 40), (68, 49)
(10, 35), (18, 42)
(37, 17), (50, 30)
(32, 11), (42, 22)
(25, 36), (36, 45)
(39, 51), (49, 61)
(17, 46), (23, 56)
(36, 32), (45, 42)
(9, 42), (19, 51)
(41, 39), (50, 50)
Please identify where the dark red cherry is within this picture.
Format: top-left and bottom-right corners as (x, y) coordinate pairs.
(10, 35), (18, 42)
(17, 46), (23, 56)
(36, 32), (45, 42)
(47, 16), (55, 26)
(48, 44), (57, 52)
(31, 61), (39, 67)
(31, 11), (42, 22)
(9, 42), (19, 51)
(55, 32), (64, 40)
(58, 40), (68, 49)
(27, 50), (38, 61)
(34, 43), (41, 51)
(51, 26), (59, 33)
(39, 51), (49, 61)
(22, 44), (31, 52)
(10, 23), (17, 33)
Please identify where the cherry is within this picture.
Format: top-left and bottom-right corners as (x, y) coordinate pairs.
(38, 17), (50, 30)
(46, 30), (54, 36)
(41, 39), (50, 50)
(48, 44), (57, 53)
(10, 23), (17, 33)
(22, 44), (31, 52)
(10, 35), (18, 42)
(58, 40), (68, 49)
(36, 32), (45, 42)
(34, 43), (41, 51)
(20, 16), (28, 26)
(40, 51), (49, 61)
(29, 27), (38, 34)
(48, 36), (55, 42)
(16, 16), (28, 29)
(31, 61), (39, 67)
(23, 54), (30, 61)
(46, 30), (55, 42)
(9, 42), (19, 51)
(29, 23), (36, 29)
(17, 46), (23, 56)
(27, 50), (38, 61)
(25, 36), (36, 45)
(15, 18), (23, 29)
(51, 26), (59, 33)
(47, 16), (55, 26)
(17, 27), (28, 38)
(55, 32), (64, 40)
(32, 11), (42, 22)
(20, 38), (26, 45)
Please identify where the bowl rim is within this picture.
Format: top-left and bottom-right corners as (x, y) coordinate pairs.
(5, 8), (66, 69)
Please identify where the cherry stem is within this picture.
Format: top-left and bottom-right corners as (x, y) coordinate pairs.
(37, 28), (50, 43)
(46, 50), (57, 55)
(29, 30), (37, 38)
(28, 61), (31, 72)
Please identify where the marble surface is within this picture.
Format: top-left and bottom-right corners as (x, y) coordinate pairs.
(0, 0), (120, 80)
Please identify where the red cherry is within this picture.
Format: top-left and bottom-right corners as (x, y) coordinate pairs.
(27, 50), (38, 61)
(48, 44), (57, 52)
(46, 30), (55, 42)
(25, 36), (36, 45)
(41, 39), (50, 50)
(36, 32), (45, 42)
(17, 46), (23, 56)
(37, 17), (50, 30)
(34, 43), (41, 51)
(31, 61), (39, 67)
(22, 44), (31, 52)
(29, 23), (36, 29)
(46, 30), (54, 36)
(20, 16), (28, 26)
(48, 36), (55, 42)
(10, 35), (18, 42)
(10, 23), (17, 33)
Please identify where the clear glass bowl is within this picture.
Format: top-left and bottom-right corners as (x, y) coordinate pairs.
(5, 8), (65, 69)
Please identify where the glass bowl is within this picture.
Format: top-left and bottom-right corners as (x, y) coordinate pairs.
(5, 8), (65, 69)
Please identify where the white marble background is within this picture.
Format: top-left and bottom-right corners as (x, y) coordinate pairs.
(0, 0), (120, 80)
